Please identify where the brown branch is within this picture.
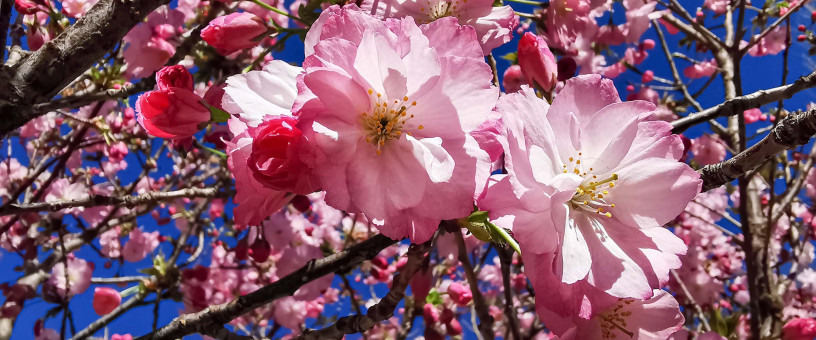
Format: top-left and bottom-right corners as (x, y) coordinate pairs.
(498, 247), (521, 340)
(700, 108), (816, 191)
(0, 0), (172, 137)
(137, 234), (398, 340)
(672, 71), (816, 133)
(453, 228), (495, 340)
(296, 240), (432, 339)
(0, 0), (12, 62)
(0, 187), (230, 216)
(30, 20), (211, 115)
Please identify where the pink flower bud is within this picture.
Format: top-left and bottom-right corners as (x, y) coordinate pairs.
(201, 13), (269, 55)
(783, 318), (816, 340)
(423, 303), (439, 324)
(799, 25), (807, 32)
(641, 39), (656, 50)
(798, 35), (807, 42)
(136, 87), (210, 139)
(111, 335), (133, 340)
(743, 108), (763, 124)
(93, 287), (121, 316)
(641, 70), (654, 83)
(502, 65), (524, 93)
(15, 0), (43, 15)
(248, 116), (312, 193)
(447, 282), (472, 306)
(517, 32), (558, 92)
(156, 65), (193, 91)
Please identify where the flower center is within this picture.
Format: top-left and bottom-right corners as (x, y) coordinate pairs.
(563, 153), (617, 218)
(599, 299), (635, 339)
(361, 89), (420, 155)
(419, 0), (466, 21)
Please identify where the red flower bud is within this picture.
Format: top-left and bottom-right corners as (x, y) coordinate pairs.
(136, 88), (210, 139)
(783, 317), (816, 340)
(248, 116), (314, 194)
(447, 282), (472, 306)
(517, 32), (558, 92)
(248, 238), (271, 262)
(93, 287), (121, 316)
(156, 65), (193, 91)
(423, 303), (439, 324)
(201, 13), (269, 55)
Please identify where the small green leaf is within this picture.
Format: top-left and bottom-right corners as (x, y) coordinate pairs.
(426, 289), (443, 305)
(500, 52), (518, 64)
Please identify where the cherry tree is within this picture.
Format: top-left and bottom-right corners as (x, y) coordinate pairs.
(0, 0), (815, 338)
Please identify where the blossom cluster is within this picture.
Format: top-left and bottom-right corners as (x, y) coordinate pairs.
(5, 0), (816, 338)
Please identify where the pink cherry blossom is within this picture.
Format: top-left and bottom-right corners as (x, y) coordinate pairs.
(61, 0), (98, 18)
(683, 59), (718, 79)
(297, 5), (496, 243)
(742, 26), (788, 57)
(0, 159), (25, 198)
(703, 0), (728, 14)
(48, 255), (93, 298)
(121, 228), (161, 262)
(690, 134), (726, 165)
(123, 7), (185, 79)
(553, 290), (684, 339)
(479, 75), (700, 302)
(222, 60), (304, 227)
(99, 226), (122, 258)
(503, 65), (525, 93)
(361, 0), (517, 55)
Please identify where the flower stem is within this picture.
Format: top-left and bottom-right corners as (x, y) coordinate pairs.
(249, 0), (306, 24)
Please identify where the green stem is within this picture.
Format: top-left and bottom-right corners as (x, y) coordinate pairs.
(249, 0), (306, 24)
(486, 221), (521, 255)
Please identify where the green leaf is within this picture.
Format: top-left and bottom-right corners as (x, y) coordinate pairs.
(710, 308), (728, 336)
(500, 52), (518, 64)
(426, 289), (443, 305)
(460, 210), (521, 255)
(208, 104), (231, 123)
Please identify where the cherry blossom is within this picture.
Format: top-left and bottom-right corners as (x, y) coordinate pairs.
(361, 0), (517, 54)
(479, 75), (700, 306)
(296, 5), (496, 242)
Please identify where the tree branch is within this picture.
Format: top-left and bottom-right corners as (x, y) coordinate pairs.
(700, 108), (816, 191)
(453, 228), (495, 340)
(0, 187), (230, 216)
(296, 240), (432, 339)
(0, 0), (13, 62)
(672, 71), (816, 133)
(137, 234), (398, 340)
(0, 0), (172, 137)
